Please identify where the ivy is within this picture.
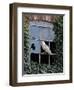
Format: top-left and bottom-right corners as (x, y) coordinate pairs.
(24, 16), (30, 63)
(53, 16), (63, 72)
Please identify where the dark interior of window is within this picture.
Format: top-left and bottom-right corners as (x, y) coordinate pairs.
(31, 53), (39, 63)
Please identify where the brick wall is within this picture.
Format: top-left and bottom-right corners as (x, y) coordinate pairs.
(25, 15), (56, 22)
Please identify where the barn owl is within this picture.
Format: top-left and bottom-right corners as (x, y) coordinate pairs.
(41, 41), (55, 55)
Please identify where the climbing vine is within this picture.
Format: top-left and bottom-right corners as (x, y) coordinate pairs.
(24, 16), (30, 63)
(53, 16), (63, 72)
